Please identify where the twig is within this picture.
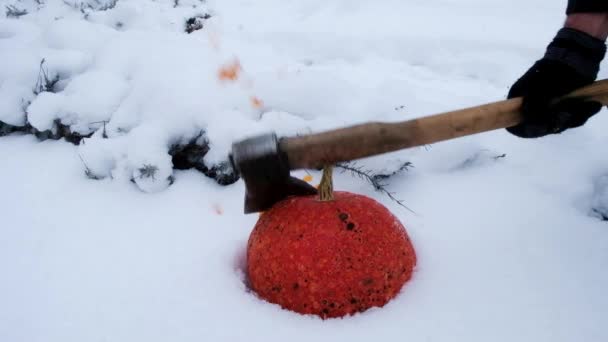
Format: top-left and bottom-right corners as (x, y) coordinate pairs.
(78, 154), (103, 180)
(6, 5), (28, 18)
(370, 161), (413, 182)
(137, 164), (158, 180)
(33, 59), (59, 95)
(336, 162), (415, 214)
(90, 120), (109, 138)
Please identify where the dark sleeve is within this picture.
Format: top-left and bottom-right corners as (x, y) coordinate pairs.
(567, 0), (608, 14)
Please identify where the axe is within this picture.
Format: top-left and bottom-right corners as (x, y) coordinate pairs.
(230, 80), (608, 213)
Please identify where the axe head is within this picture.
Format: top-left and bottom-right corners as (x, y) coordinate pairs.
(230, 133), (318, 213)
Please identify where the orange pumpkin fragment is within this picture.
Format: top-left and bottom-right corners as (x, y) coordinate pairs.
(251, 96), (264, 109)
(218, 60), (241, 81)
(212, 203), (223, 215)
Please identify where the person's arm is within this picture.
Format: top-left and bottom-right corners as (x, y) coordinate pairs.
(565, 13), (608, 40)
(505, 2), (608, 138)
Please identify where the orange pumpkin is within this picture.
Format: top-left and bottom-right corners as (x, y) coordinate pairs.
(247, 191), (416, 318)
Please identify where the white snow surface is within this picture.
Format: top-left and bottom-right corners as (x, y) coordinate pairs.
(1, 0), (608, 341)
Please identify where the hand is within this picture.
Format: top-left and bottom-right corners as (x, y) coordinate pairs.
(507, 28), (606, 138)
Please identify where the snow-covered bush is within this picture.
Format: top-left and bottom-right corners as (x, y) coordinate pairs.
(0, 0), (245, 191)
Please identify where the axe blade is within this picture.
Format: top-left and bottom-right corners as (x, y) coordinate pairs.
(230, 133), (317, 213)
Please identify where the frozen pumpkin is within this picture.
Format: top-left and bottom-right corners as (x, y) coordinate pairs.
(246, 167), (416, 319)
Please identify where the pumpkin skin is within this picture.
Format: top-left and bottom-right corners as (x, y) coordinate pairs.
(246, 191), (416, 319)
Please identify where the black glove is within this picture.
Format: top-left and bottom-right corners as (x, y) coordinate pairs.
(507, 28), (606, 138)
(567, 0), (608, 14)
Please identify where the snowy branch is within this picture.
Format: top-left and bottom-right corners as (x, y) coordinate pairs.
(1, 120), (238, 186)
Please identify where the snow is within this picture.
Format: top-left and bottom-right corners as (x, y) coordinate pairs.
(1, 0), (608, 341)
(28, 70), (130, 133)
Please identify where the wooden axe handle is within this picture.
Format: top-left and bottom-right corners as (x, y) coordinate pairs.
(281, 79), (608, 170)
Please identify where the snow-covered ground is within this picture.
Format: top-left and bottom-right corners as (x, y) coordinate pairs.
(1, 0), (608, 341)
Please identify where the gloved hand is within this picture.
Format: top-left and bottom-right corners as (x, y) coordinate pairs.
(507, 28), (606, 138)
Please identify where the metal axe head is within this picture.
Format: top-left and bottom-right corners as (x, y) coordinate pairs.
(230, 133), (318, 213)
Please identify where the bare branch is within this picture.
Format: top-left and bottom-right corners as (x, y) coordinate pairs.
(336, 162), (415, 214)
